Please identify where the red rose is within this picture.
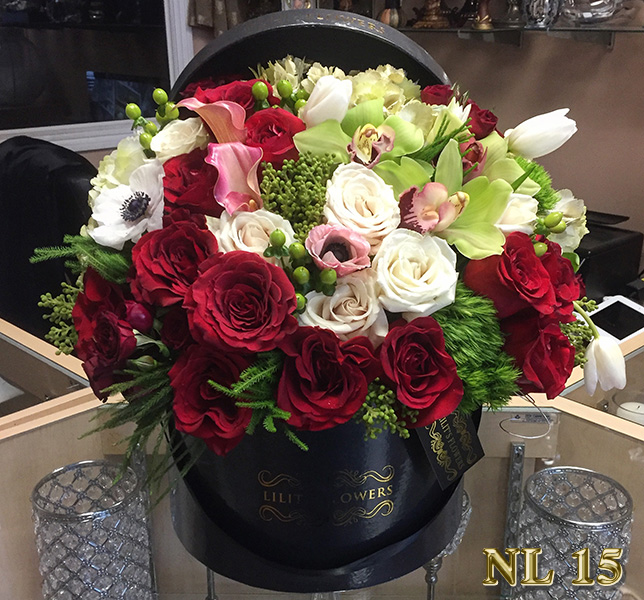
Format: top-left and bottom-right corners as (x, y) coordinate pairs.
(185, 251), (298, 352)
(125, 300), (153, 332)
(380, 317), (463, 427)
(502, 311), (575, 398)
(170, 344), (252, 456)
(163, 148), (222, 218)
(162, 207), (207, 229)
(421, 84), (454, 106)
(276, 327), (377, 431)
(467, 101), (498, 140)
(130, 222), (219, 308)
(161, 307), (193, 351)
(180, 74), (240, 98)
(539, 238), (582, 323)
(72, 269), (138, 398)
(463, 232), (557, 320)
(193, 79), (279, 118)
(245, 108), (305, 167)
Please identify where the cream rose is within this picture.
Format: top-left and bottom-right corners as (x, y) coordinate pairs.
(324, 162), (400, 253)
(149, 117), (210, 163)
(373, 229), (458, 320)
(299, 270), (388, 346)
(207, 209), (296, 264)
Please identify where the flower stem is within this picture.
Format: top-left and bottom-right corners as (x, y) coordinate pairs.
(573, 300), (600, 339)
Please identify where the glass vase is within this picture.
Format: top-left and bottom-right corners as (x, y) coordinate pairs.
(31, 460), (156, 600)
(523, 0), (560, 27)
(515, 466), (633, 600)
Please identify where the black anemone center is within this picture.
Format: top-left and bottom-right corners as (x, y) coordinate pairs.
(120, 191), (151, 222)
(323, 241), (350, 263)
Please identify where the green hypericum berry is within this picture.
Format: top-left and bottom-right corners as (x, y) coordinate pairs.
(270, 229), (286, 248)
(152, 88), (169, 105)
(293, 266), (310, 285)
(543, 211), (563, 229)
(165, 102), (180, 120)
(252, 81), (269, 101)
(296, 88), (309, 100)
(295, 293), (307, 311)
(139, 132), (153, 149)
(277, 80), (293, 99)
(294, 99), (307, 112)
(550, 221), (567, 234)
(125, 103), (141, 120)
(144, 122), (158, 135)
(533, 241), (548, 257)
(319, 268), (337, 285)
(289, 242), (307, 260)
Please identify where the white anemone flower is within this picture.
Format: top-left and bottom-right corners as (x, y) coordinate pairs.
(505, 108), (577, 160)
(584, 337), (627, 396)
(89, 161), (164, 250)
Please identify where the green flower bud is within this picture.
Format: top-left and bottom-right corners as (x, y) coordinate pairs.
(252, 81), (269, 101)
(270, 229), (286, 248)
(293, 266), (310, 285)
(289, 242), (307, 260)
(533, 241), (548, 257)
(277, 80), (293, 99)
(294, 99), (307, 112)
(543, 211), (563, 229)
(319, 268), (337, 285)
(125, 103), (141, 120)
(550, 221), (567, 234)
(139, 132), (153, 150)
(152, 88), (168, 105)
(295, 293), (307, 311)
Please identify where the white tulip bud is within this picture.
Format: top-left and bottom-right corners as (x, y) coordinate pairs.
(505, 109), (577, 160)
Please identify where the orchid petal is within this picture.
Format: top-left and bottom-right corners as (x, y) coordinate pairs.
(177, 98), (247, 143)
(379, 115), (425, 161)
(373, 157), (432, 199)
(205, 142), (263, 214)
(341, 98), (385, 137)
(434, 138), (463, 195)
(293, 120), (351, 163)
(484, 158), (541, 197)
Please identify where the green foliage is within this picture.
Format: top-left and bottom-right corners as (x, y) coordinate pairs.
(83, 365), (191, 503)
(37, 278), (82, 354)
(261, 152), (338, 242)
(433, 283), (521, 412)
(515, 156), (560, 213)
(563, 297), (598, 366)
(411, 120), (470, 165)
(209, 350), (308, 451)
(31, 234), (131, 285)
(354, 379), (418, 440)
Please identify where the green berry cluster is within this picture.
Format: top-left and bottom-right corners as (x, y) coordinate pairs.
(37, 280), (82, 354)
(562, 297), (597, 366)
(125, 87), (178, 154)
(354, 379), (418, 440)
(260, 152), (338, 242)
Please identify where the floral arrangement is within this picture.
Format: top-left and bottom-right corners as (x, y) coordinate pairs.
(36, 57), (626, 470)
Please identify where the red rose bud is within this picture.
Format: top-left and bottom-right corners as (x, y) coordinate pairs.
(467, 101), (499, 140)
(125, 301), (154, 332)
(420, 84), (455, 106)
(380, 317), (463, 427)
(244, 107), (305, 167)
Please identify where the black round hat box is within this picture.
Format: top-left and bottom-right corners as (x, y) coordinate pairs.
(169, 9), (465, 593)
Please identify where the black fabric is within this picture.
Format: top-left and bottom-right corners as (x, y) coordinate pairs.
(0, 136), (95, 338)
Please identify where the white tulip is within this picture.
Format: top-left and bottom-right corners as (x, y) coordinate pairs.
(505, 109), (577, 160)
(584, 337), (627, 396)
(298, 75), (352, 128)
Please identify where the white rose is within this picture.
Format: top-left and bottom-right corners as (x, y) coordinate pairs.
(299, 270), (388, 347)
(149, 117), (210, 163)
(207, 209), (296, 264)
(325, 162), (400, 253)
(496, 193), (539, 235)
(373, 229), (458, 320)
(548, 189), (589, 253)
(298, 75), (352, 128)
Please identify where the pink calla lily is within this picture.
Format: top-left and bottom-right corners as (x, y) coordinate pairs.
(177, 98), (247, 143)
(206, 142), (263, 214)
